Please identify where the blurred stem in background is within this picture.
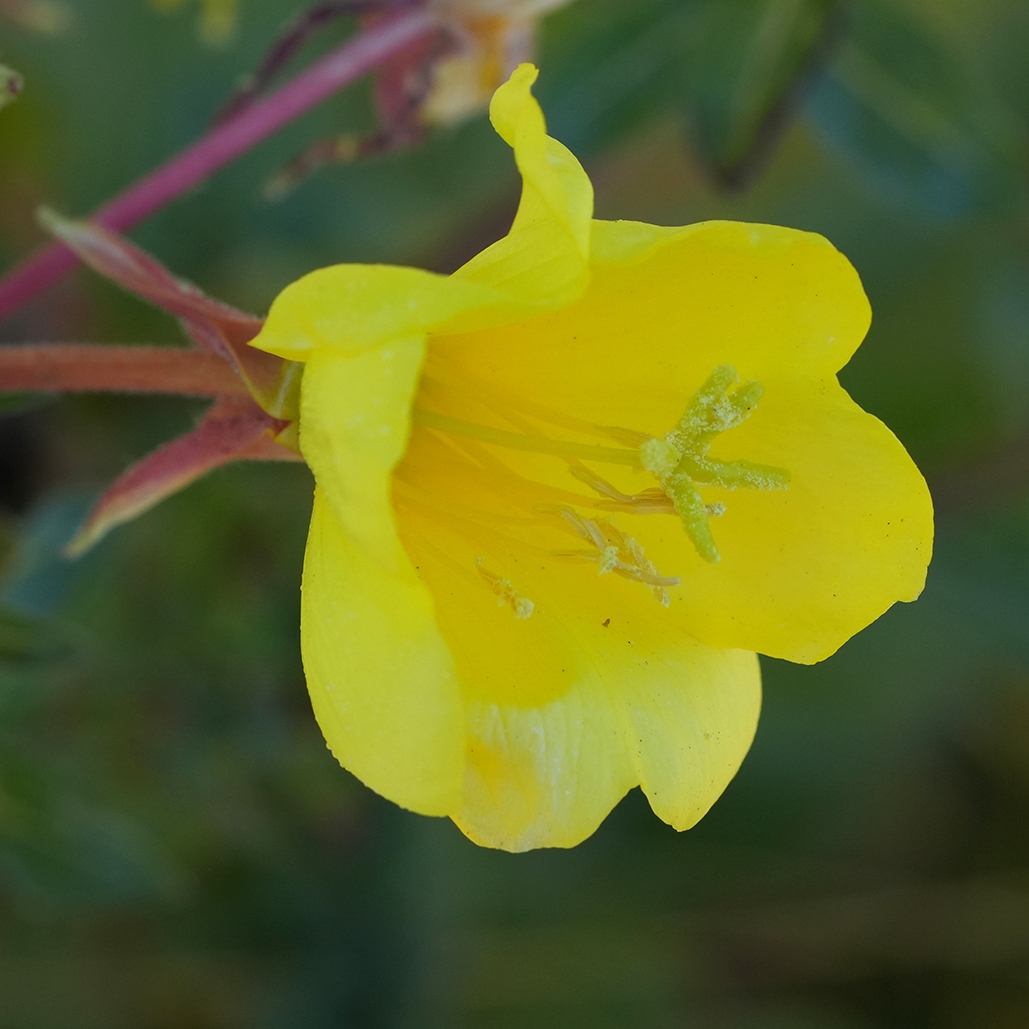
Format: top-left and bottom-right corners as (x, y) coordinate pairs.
(0, 7), (440, 324)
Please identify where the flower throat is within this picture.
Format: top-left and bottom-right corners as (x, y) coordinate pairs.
(410, 363), (789, 569)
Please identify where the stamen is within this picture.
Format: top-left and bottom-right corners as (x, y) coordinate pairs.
(598, 546), (620, 575)
(420, 368), (604, 439)
(569, 463), (675, 515)
(396, 478), (553, 557)
(476, 558), (535, 620)
(597, 426), (655, 448)
(551, 508), (679, 607)
(406, 359), (787, 601)
(409, 431), (601, 515)
(641, 364), (790, 564)
(413, 408), (641, 467)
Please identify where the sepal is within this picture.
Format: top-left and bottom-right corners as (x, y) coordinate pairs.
(39, 209), (300, 418)
(65, 395), (300, 557)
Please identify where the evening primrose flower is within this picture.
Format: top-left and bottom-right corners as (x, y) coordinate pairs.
(251, 65), (932, 851)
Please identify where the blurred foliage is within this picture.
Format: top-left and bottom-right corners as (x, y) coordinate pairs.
(2, 0), (1029, 1026)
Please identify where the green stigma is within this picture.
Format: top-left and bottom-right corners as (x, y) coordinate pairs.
(641, 365), (790, 563)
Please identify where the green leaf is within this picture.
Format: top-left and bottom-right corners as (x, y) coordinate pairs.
(543, 0), (692, 153)
(0, 392), (48, 415)
(807, 0), (1024, 217)
(544, 0), (839, 186)
(676, 0), (841, 185)
(0, 604), (74, 663)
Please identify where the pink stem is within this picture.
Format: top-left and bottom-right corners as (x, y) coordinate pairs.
(0, 344), (251, 396)
(0, 10), (439, 325)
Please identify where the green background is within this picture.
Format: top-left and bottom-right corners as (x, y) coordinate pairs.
(2, 0), (1029, 1025)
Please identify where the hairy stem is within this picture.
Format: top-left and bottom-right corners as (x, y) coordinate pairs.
(0, 344), (250, 396)
(0, 10), (439, 325)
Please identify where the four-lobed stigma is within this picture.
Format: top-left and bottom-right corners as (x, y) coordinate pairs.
(639, 365), (790, 563)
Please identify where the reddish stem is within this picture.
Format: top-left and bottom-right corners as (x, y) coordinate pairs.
(0, 10), (439, 325)
(0, 344), (250, 396)
(214, 0), (408, 126)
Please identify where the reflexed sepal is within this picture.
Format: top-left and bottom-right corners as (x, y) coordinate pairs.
(38, 209), (301, 419)
(65, 395), (300, 557)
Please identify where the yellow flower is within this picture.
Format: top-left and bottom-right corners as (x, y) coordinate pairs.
(150, 0), (236, 45)
(251, 65), (933, 852)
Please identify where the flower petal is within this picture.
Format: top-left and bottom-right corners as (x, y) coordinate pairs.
(298, 341), (467, 814)
(425, 220), (927, 662)
(589, 218), (684, 264)
(393, 433), (761, 849)
(249, 254), (538, 819)
(250, 66), (594, 358)
(303, 492), (464, 816)
(586, 219), (871, 377)
(298, 346), (464, 815)
(629, 648), (761, 832)
(454, 688), (636, 852)
(449, 64), (594, 324)
(429, 221), (871, 435)
(453, 645), (759, 851)
(251, 265), (501, 360)
(656, 378), (933, 663)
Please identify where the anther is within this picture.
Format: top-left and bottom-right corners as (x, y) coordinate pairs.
(476, 558), (534, 619)
(598, 546), (620, 575)
(551, 509), (679, 606)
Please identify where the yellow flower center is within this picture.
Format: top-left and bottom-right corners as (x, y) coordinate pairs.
(394, 361), (788, 620)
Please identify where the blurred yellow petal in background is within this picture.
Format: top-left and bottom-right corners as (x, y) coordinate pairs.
(422, 0), (578, 126)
